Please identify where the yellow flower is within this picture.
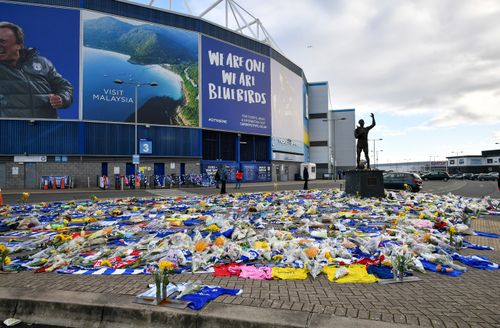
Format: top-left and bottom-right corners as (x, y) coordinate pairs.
(272, 254), (283, 262)
(54, 234), (72, 244)
(0, 244), (6, 253)
(206, 224), (220, 232)
(325, 251), (332, 259)
(254, 241), (270, 251)
(449, 226), (457, 234)
(158, 260), (175, 271)
(4, 256), (11, 265)
(100, 260), (112, 267)
(21, 192), (30, 202)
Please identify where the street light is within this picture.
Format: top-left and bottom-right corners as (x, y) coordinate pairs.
(369, 138), (383, 169)
(376, 150), (383, 168)
(114, 79), (158, 175)
(323, 116), (346, 180)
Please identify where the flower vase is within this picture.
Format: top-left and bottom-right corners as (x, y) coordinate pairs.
(155, 282), (162, 304)
(398, 270), (404, 282)
(161, 281), (167, 301)
(154, 274), (163, 304)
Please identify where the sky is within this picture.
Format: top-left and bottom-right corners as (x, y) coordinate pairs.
(131, 0), (500, 163)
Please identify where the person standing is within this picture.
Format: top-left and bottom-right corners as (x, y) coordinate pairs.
(214, 168), (220, 189)
(0, 22), (73, 118)
(303, 166), (309, 190)
(235, 169), (243, 189)
(220, 167), (227, 194)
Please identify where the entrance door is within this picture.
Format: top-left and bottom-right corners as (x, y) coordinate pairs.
(101, 163), (108, 176)
(126, 163), (135, 176)
(279, 164), (289, 182)
(24, 163), (37, 189)
(154, 163), (165, 176)
(180, 163), (185, 176)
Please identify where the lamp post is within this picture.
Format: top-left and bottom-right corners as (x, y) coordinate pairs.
(369, 138), (383, 169)
(323, 116), (346, 180)
(114, 80), (158, 175)
(376, 150), (383, 168)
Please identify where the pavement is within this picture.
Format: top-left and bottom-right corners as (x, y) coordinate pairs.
(0, 181), (499, 327)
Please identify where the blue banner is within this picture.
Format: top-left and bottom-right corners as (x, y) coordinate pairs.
(82, 12), (199, 126)
(0, 3), (80, 120)
(201, 36), (271, 135)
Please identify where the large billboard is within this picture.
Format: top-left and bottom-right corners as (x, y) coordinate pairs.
(271, 59), (304, 154)
(82, 12), (199, 126)
(0, 2), (79, 119)
(201, 35), (271, 135)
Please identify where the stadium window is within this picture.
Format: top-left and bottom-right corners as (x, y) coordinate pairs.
(255, 136), (269, 161)
(202, 130), (218, 160)
(240, 134), (254, 161)
(220, 132), (236, 161)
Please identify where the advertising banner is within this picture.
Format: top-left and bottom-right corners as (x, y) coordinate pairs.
(201, 35), (271, 135)
(82, 12), (199, 126)
(0, 3), (79, 119)
(241, 163), (272, 182)
(271, 59), (304, 154)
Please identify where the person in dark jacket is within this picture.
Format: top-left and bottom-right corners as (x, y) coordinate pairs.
(0, 22), (73, 118)
(220, 167), (228, 195)
(303, 166), (309, 190)
(214, 168), (220, 189)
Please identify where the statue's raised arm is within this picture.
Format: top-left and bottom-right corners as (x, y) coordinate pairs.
(367, 113), (376, 130)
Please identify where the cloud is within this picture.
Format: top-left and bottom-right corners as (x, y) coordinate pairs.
(243, 0), (500, 127)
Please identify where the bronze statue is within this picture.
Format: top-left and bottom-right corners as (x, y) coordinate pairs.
(355, 113), (376, 169)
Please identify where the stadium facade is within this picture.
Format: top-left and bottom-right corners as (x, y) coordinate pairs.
(0, 0), (354, 189)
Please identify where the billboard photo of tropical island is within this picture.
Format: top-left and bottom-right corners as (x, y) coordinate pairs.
(82, 12), (198, 126)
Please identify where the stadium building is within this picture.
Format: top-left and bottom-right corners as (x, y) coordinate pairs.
(0, 0), (354, 189)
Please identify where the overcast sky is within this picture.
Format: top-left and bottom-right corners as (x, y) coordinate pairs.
(133, 0), (500, 163)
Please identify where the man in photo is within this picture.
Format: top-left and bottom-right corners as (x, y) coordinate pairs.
(0, 21), (73, 118)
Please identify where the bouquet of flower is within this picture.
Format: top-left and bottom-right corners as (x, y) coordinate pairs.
(448, 225), (457, 247)
(151, 260), (175, 302)
(391, 245), (414, 281)
(0, 244), (11, 271)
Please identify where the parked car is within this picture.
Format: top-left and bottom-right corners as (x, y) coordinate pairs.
(462, 173), (474, 180)
(383, 172), (423, 192)
(477, 173), (499, 181)
(421, 171), (450, 181)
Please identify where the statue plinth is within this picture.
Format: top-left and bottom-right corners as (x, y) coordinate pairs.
(345, 170), (385, 198)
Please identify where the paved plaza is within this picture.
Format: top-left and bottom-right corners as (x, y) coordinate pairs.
(0, 182), (499, 327)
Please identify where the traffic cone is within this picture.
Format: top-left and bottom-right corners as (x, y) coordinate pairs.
(53, 177), (57, 189)
(43, 179), (48, 190)
(60, 177), (65, 189)
(0, 188), (3, 206)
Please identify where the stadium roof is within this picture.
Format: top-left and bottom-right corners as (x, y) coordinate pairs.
(125, 0), (282, 53)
